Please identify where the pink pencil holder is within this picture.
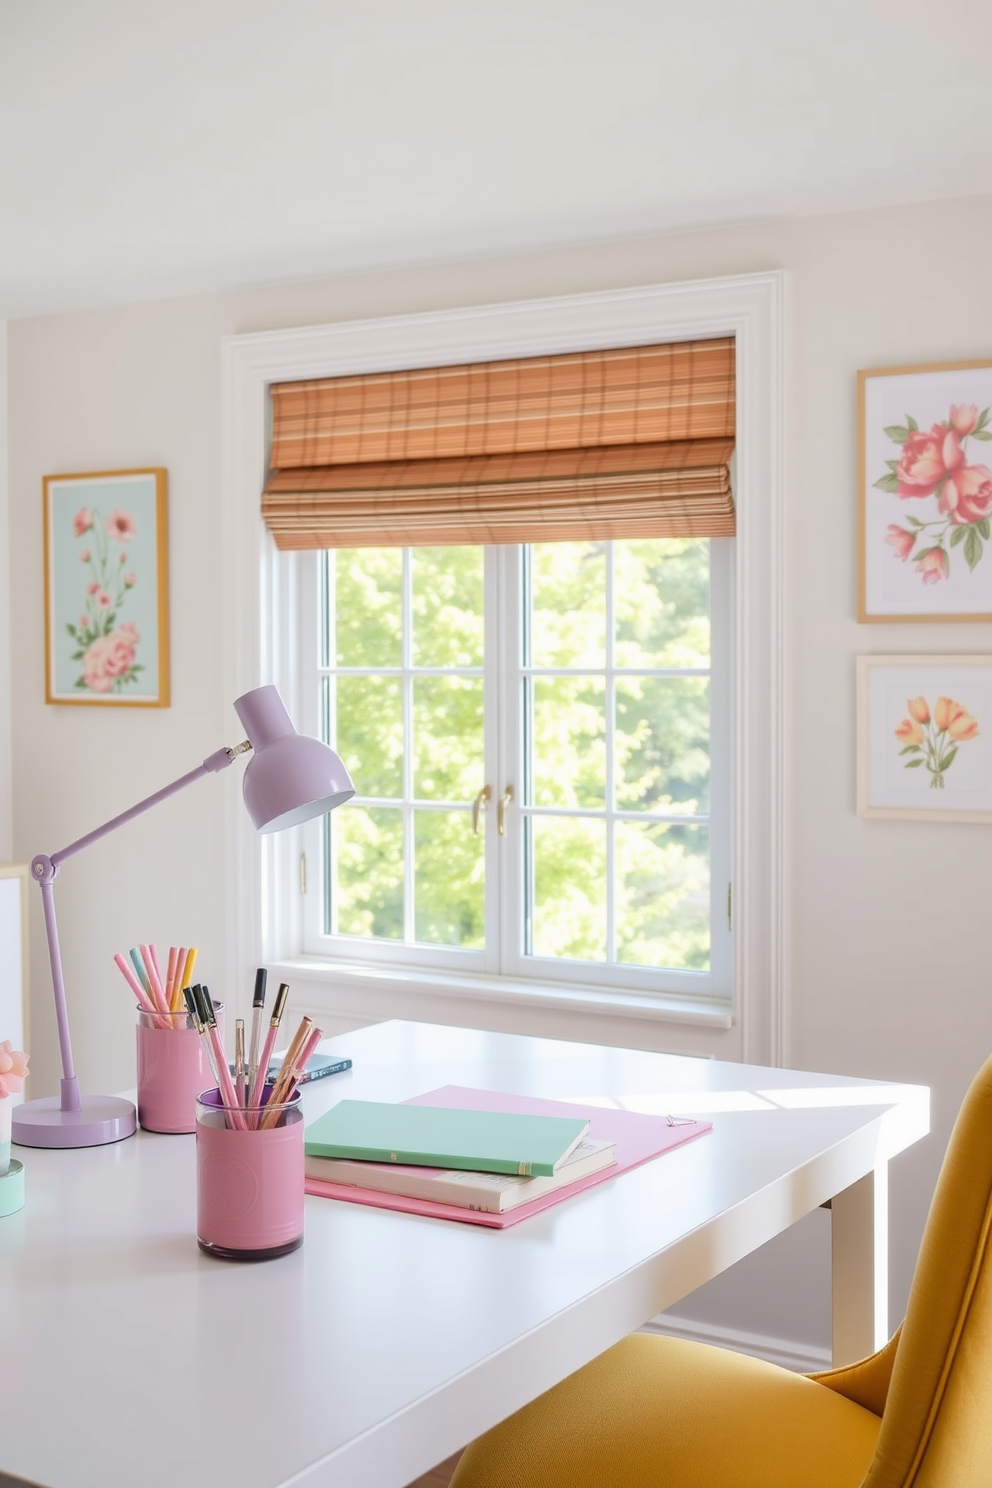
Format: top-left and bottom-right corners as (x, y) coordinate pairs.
(136, 1004), (224, 1135)
(195, 1088), (304, 1261)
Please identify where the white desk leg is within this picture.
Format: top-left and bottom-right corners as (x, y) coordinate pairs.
(831, 1162), (889, 1367)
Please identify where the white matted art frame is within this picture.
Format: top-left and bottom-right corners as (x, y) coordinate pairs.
(857, 655), (992, 822)
(858, 360), (992, 623)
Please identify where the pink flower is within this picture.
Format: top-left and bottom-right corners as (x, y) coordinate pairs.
(96, 590), (112, 608)
(73, 507), (93, 538)
(106, 509), (137, 541)
(885, 524), (916, 562)
(916, 547), (949, 585)
(939, 464), (992, 525)
(81, 630), (137, 693)
(78, 615), (90, 629)
(86, 581), (100, 595)
(0, 1040), (29, 1098)
(896, 424), (964, 499)
(78, 549), (91, 563)
(118, 622), (139, 643)
(124, 573), (136, 588)
(119, 552), (127, 564)
(950, 404), (978, 436)
(907, 696), (930, 724)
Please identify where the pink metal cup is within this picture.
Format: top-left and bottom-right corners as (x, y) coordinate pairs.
(195, 1088), (304, 1260)
(136, 1004), (223, 1134)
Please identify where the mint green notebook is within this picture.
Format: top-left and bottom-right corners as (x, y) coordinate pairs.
(304, 1100), (590, 1177)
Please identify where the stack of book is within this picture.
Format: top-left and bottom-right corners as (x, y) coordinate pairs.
(304, 1098), (618, 1215)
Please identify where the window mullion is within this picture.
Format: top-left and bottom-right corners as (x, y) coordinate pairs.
(605, 541), (616, 964)
(402, 547), (415, 944)
(320, 554), (336, 939)
(495, 545), (523, 975)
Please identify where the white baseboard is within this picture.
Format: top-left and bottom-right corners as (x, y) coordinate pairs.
(641, 1313), (831, 1376)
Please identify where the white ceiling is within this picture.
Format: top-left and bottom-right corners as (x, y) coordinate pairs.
(2, 0), (992, 319)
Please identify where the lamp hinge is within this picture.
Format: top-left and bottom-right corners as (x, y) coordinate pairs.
(300, 853), (307, 896)
(727, 883), (732, 931)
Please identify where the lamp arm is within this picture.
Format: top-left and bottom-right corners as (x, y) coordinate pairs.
(48, 744), (245, 870)
(31, 741), (250, 1112)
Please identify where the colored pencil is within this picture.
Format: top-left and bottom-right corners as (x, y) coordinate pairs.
(114, 951), (166, 1026)
(259, 1023), (323, 1128)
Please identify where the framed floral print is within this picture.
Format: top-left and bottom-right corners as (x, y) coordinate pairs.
(856, 655), (992, 822)
(43, 468), (169, 706)
(858, 360), (992, 621)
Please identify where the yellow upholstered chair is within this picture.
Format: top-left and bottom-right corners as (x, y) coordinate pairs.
(451, 1054), (992, 1488)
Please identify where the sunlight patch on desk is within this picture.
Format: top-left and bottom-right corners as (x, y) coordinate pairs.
(612, 1091), (778, 1115)
(758, 1085), (926, 1110)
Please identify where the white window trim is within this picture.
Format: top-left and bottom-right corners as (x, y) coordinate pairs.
(221, 271), (786, 1065)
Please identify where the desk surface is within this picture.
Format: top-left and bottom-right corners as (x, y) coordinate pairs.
(1, 1021), (929, 1488)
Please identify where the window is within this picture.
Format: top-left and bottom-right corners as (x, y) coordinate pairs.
(301, 533), (732, 1005)
(224, 272), (784, 1060)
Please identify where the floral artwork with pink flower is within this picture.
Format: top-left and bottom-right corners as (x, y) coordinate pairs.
(875, 402), (992, 584)
(47, 470), (165, 704)
(63, 504), (145, 694)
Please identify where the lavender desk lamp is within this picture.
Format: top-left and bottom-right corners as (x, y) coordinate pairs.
(12, 684), (355, 1150)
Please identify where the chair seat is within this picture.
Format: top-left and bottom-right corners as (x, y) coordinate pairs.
(450, 1333), (881, 1488)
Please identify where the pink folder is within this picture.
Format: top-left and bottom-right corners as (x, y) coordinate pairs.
(304, 1084), (712, 1228)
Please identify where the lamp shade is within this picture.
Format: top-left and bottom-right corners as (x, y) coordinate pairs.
(234, 685), (356, 833)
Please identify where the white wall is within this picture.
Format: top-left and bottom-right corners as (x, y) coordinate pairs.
(8, 193), (992, 1357)
(0, 319), (11, 861)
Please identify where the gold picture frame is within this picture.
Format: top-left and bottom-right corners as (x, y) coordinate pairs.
(43, 468), (169, 706)
(858, 359), (992, 623)
(856, 654), (992, 822)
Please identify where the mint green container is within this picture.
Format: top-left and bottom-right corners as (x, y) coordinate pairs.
(0, 1159), (25, 1217)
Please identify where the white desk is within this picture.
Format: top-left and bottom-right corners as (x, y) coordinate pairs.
(0, 1021), (929, 1488)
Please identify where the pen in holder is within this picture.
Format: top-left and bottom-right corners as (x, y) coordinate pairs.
(195, 1087), (304, 1261)
(136, 1002), (224, 1134)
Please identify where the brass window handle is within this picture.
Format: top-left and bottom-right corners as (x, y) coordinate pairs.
(498, 785), (514, 836)
(472, 784), (492, 835)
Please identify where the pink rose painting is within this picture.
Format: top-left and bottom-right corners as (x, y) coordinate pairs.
(875, 402), (992, 586)
(63, 504), (145, 694)
(45, 469), (168, 706)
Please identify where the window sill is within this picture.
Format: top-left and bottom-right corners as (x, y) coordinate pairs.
(268, 955), (735, 1030)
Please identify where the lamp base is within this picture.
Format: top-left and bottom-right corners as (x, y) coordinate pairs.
(12, 1094), (137, 1149)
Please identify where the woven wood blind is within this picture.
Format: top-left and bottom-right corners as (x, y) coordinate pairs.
(262, 337), (735, 549)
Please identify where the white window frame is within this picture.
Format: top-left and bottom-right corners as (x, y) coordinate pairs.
(221, 272), (785, 1064)
(299, 539), (732, 1004)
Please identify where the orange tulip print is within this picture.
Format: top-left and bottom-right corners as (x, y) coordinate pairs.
(895, 694), (980, 788)
(875, 403), (992, 585)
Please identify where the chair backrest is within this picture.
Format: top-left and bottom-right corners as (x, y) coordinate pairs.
(864, 1052), (992, 1488)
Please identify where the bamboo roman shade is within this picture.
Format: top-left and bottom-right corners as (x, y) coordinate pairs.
(262, 337), (735, 549)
